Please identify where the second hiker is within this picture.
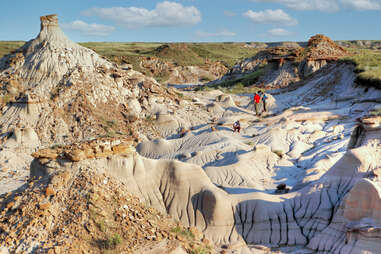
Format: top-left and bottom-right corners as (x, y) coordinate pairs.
(233, 120), (241, 133)
(260, 91), (268, 112)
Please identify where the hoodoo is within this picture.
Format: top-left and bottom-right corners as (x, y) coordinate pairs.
(0, 14), (184, 146)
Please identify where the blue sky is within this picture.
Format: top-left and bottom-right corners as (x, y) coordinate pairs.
(1, 0), (381, 42)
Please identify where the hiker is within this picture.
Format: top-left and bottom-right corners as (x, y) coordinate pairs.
(260, 91), (268, 112)
(233, 120), (241, 133)
(254, 92), (261, 116)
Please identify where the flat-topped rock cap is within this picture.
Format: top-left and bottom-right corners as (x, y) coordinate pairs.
(40, 14), (58, 29)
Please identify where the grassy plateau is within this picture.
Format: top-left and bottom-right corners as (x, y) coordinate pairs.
(1, 40), (381, 91)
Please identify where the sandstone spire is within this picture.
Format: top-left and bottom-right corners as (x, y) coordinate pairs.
(0, 14), (112, 97)
(0, 14), (176, 145)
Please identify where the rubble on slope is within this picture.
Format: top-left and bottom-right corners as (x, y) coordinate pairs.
(305, 34), (348, 60)
(0, 140), (215, 254)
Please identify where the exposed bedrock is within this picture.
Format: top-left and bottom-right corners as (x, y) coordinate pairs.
(205, 144), (279, 189)
(31, 142), (381, 251)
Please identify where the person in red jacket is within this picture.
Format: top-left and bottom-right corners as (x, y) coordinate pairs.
(254, 92), (261, 116)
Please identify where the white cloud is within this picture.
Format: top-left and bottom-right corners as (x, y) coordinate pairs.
(81, 1), (201, 28)
(61, 20), (115, 36)
(341, 0), (381, 10)
(195, 29), (236, 37)
(243, 9), (298, 26)
(224, 10), (237, 16)
(267, 28), (292, 36)
(252, 0), (340, 12)
(252, 0), (381, 11)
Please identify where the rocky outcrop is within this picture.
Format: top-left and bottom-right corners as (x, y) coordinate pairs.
(246, 39), (381, 51)
(305, 34), (347, 60)
(0, 146), (215, 253)
(212, 34), (349, 89)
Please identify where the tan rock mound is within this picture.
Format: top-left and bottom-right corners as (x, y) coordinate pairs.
(305, 34), (348, 60)
(215, 34), (349, 89)
(0, 158), (215, 253)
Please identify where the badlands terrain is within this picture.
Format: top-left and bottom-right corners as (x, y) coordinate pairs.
(1, 14), (381, 254)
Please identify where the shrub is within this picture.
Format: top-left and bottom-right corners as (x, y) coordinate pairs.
(197, 66), (266, 94)
(105, 234), (122, 249)
(171, 225), (194, 240)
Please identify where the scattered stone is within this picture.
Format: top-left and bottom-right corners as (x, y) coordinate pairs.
(39, 202), (51, 210)
(6, 202), (14, 209)
(32, 148), (58, 159)
(45, 186), (56, 196)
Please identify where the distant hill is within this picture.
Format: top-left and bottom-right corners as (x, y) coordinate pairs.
(1, 39), (380, 86)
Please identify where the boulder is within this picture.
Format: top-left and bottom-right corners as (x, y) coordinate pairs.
(126, 98), (142, 118)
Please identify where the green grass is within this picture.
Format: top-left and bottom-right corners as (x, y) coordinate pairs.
(171, 225), (194, 240)
(197, 66), (266, 94)
(191, 247), (211, 254)
(3, 40), (381, 89)
(245, 141), (254, 146)
(187, 43), (260, 68)
(106, 120), (117, 128)
(0, 41), (259, 70)
(197, 82), (263, 94)
(342, 48), (381, 87)
(145, 114), (154, 123)
(105, 233), (122, 249)
(0, 41), (25, 58)
(336, 40), (381, 49)
(369, 108), (381, 116)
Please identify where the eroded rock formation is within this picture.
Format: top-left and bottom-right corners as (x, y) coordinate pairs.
(212, 34), (349, 89)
